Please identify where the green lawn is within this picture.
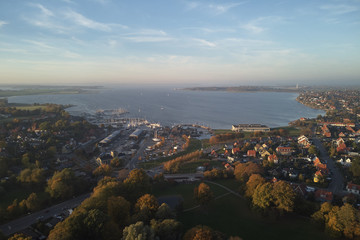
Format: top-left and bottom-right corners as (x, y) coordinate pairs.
(153, 182), (228, 210)
(179, 194), (330, 240)
(154, 180), (330, 240)
(176, 159), (224, 174)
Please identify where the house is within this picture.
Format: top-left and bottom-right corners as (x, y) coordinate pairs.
(298, 135), (311, 148)
(336, 137), (345, 146)
(337, 157), (352, 166)
(339, 132), (346, 137)
(337, 143), (347, 153)
(314, 170), (324, 182)
(346, 182), (360, 194)
(260, 150), (271, 158)
(268, 154), (279, 164)
(314, 189), (333, 202)
(232, 147), (240, 155)
(96, 152), (113, 165)
(276, 146), (294, 156)
(247, 150), (256, 157)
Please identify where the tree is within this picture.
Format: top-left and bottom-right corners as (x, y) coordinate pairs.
(155, 203), (175, 220)
(183, 225), (226, 240)
(8, 233), (32, 240)
(272, 181), (296, 213)
(150, 219), (182, 240)
(46, 168), (76, 199)
(135, 194), (159, 222)
(123, 169), (151, 200)
(194, 183), (213, 206)
(25, 193), (41, 212)
(107, 196), (131, 228)
(308, 145), (318, 155)
(234, 162), (263, 182)
(252, 183), (274, 210)
(93, 164), (113, 177)
(122, 221), (154, 240)
(245, 174), (265, 198)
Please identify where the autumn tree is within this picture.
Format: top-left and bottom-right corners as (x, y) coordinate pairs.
(272, 181), (296, 213)
(25, 192), (41, 212)
(252, 182), (274, 210)
(93, 164), (113, 177)
(8, 233), (32, 240)
(194, 183), (213, 206)
(123, 169), (151, 200)
(234, 162), (264, 182)
(135, 194), (159, 222)
(245, 174), (266, 198)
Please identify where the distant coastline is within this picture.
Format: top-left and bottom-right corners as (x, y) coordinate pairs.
(183, 86), (303, 93)
(0, 86), (101, 98)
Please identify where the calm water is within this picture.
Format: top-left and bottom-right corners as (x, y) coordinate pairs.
(8, 88), (324, 129)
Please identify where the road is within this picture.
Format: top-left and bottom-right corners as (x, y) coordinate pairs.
(126, 137), (154, 169)
(0, 193), (90, 236)
(312, 138), (345, 194)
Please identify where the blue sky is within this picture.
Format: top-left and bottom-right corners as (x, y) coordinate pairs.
(0, 0), (359, 86)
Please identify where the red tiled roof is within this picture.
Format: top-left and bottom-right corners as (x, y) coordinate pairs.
(315, 189), (333, 201)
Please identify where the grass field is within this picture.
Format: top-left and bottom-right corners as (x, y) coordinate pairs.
(154, 180), (330, 240)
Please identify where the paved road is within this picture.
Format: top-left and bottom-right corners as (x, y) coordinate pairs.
(0, 193), (91, 236)
(312, 138), (345, 194)
(126, 138), (154, 169)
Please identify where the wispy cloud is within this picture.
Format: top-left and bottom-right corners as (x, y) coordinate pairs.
(320, 4), (358, 15)
(181, 27), (236, 34)
(123, 29), (173, 42)
(31, 3), (54, 17)
(241, 16), (285, 34)
(0, 21), (8, 28)
(64, 10), (111, 31)
(24, 40), (56, 49)
(208, 2), (244, 15)
(192, 38), (216, 47)
(185, 1), (245, 15)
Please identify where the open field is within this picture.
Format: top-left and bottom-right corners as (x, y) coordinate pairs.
(154, 180), (330, 240)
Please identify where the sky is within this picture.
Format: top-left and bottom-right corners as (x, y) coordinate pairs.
(0, 0), (359, 86)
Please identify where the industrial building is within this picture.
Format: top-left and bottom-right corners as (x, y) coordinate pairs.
(231, 124), (270, 132)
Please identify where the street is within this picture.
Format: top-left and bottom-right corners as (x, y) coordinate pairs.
(0, 193), (91, 236)
(312, 138), (345, 194)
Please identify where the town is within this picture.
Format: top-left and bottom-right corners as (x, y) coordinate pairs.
(0, 88), (360, 239)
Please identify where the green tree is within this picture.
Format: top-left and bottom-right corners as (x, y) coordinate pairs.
(46, 168), (76, 199)
(252, 183), (274, 209)
(155, 203), (175, 220)
(272, 181), (296, 213)
(107, 196), (131, 228)
(150, 219), (182, 240)
(122, 221), (154, 240)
